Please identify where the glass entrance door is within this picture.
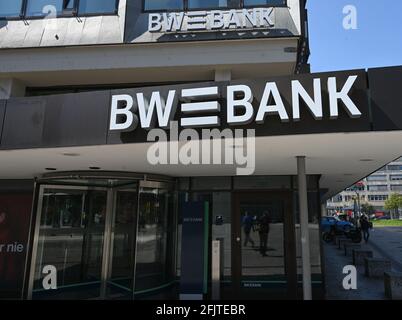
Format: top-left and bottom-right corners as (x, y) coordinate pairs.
(30, 187), (108, 300)
(106, 186), (138, 299)
(232, 192), (297, 300)
(28, 176), (177, 300)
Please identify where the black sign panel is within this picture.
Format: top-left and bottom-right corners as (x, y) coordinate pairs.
(0, 92), (111, 150)
(124, 6), (300, 44)
(180, 201), (208, 298)
(369, 66), (402, 131)
(108, 69), (371, 144)
(1, 67), (402, 151)
(1, 98), (46, 149)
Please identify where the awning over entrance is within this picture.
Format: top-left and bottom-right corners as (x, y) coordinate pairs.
(1, 66), (402, 199)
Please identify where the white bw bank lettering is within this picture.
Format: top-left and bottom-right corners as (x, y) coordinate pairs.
(148, 8), (275, 33)
(109, 75), (362, 132)
(109, 75), (362, 175)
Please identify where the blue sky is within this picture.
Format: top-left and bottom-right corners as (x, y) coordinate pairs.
(307, 0), (402, 72)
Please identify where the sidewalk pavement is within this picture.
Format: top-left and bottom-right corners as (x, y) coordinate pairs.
(324, 227), (402, 300)
(368, 227), (402, 272)
(324, 240), (386, 300)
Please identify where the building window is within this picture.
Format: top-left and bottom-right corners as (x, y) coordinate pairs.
(391, 185), (402, 191)
(78, 0), (118, 15)
(344, 195), (352, 202)
(391, 175), (402, 181)
(143, 0), (286, 11)
(367, 185), (388, 191)
(368, 195), (388, 201)
(244, 0), (285, 6)
(187, 0), (240, 9)
(0, 0), (23, 17)
(144, 0), (183, 11)
(26, 0), (64, 17)
(1, 0), (118, 19)
(332, 195), (342, 202)
(387, 165), (402, 171)
(367, 175), (387, 181)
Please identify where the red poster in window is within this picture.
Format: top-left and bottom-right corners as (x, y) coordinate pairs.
(0, 194), (33, 299)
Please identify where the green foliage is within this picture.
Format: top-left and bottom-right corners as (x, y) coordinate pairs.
(372, 220), (402, 227)
(384, 193), (402, 211)
(361, 203), (375, 215)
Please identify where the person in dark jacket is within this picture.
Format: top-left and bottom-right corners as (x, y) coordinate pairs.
(258, 211), (271, 256)
(359, 215), (371, 243)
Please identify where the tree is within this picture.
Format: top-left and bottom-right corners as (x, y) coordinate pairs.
(361, 203), (375, 217)
(384, 193), (402, 219)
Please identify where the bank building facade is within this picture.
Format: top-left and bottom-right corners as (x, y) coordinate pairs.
(0, 0), (402, 300)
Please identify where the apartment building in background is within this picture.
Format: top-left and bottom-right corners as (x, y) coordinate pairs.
(327, 157), (402, 216)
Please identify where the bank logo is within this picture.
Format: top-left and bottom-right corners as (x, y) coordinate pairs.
(148, 8), (275, 33)
(109, 75), (362, 132)
(109, 76), (362, 175)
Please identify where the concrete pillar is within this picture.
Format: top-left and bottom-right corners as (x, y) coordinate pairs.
(214, 69), (231, 82)
(0, 78), (26, 99)
(297, 156), (312, 300)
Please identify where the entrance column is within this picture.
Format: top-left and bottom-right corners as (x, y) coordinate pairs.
(297, 156), (312, 300)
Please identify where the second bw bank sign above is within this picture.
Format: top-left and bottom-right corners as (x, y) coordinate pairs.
(148, 8), (275, 33)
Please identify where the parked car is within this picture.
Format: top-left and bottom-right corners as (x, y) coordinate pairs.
(375, 215), (391, 220)
(321, 216), (354, 233)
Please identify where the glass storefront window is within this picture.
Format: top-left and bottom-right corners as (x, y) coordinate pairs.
(78, 0), (118, 15)
(26, 0), (64, 17)
(244, 0), (286, 6)
(0, 0), (23, 17)
(144, 0), (183, 11)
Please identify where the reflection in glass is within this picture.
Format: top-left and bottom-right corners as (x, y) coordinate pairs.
(33, 189), (107, 299)
(107, 189), (138, 298)
(240, 200), (285, 284)
(135, 187), (175, 295)
(78, 0), (117, 14)
(0, 0), (23, 17)
(244, 0), (285, 6)
(144, 0), (183, 11)
(26, 0), (63, 16)
(188, 0), (240, 9)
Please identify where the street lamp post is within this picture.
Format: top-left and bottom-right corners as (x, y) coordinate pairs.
(355, 191), (361, 218)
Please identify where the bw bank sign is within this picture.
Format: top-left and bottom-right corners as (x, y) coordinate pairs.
(148, 8), (275, 33)
(109, 72), (366, 133)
